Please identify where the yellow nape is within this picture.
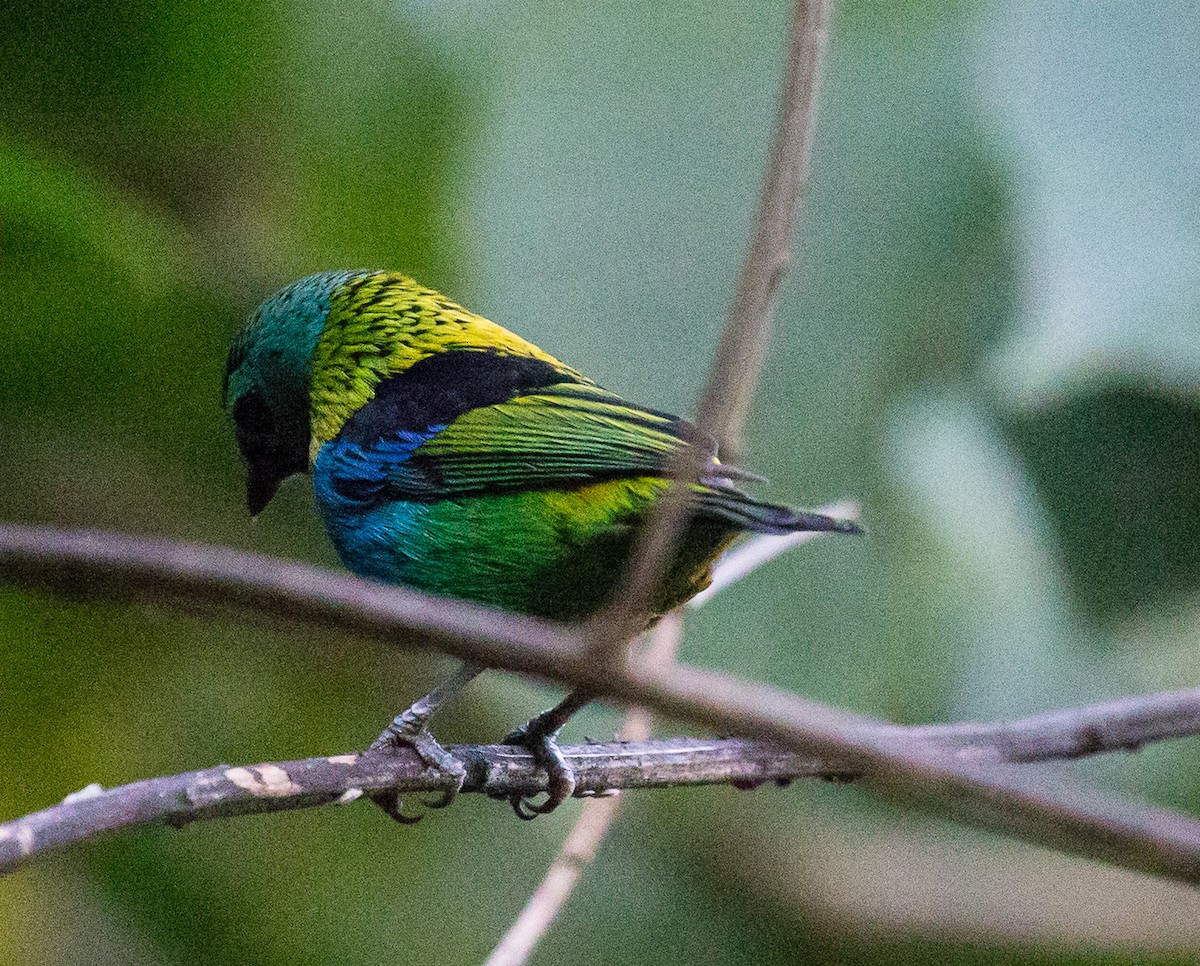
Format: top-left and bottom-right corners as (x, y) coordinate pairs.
(306, 272), (580, 463)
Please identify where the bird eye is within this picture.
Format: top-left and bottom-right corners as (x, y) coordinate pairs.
(234, 391), (275, 438)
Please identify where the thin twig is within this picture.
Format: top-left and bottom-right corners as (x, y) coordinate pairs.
(495, 4), (835, 953)
(485, 614), (684, 966)
(589, 0), (833, 647)
(482, 794), (626, 966)
(692, 0), (830, 453)
(489, 507), (854, 964)
(688, 499), (858, 607)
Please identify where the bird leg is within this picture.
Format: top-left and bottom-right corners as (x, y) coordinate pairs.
(500, 689), (594, 820)
(367, 662), (483, 821)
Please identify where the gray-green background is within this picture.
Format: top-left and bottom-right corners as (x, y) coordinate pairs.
(2, 0), (1199, 962)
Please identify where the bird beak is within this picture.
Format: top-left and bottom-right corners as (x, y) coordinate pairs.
(246, 463), (286, 518)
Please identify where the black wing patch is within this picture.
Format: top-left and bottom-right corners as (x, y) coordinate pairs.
(337, 349), (580, 445)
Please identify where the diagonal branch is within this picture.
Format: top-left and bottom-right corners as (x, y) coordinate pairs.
(487, 507), (854, 965)
(5, 525), (1200, 885)
(692, 0), (830, 455)
(590, 0), (833, 644)
(495, 4), (834, 956)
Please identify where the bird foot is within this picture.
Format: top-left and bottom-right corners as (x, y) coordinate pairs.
(500, 721), (576, 820)
(366, 712), (466, 823)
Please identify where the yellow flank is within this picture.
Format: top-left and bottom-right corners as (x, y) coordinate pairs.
(307, 272), (582, 462)
(537, 475), (737, 605)
(538, 475), (669, 529)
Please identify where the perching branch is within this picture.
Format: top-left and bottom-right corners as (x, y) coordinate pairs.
(0, 737), (824, 876)
(5, 688), (1200, 877)
(5, 525), (1200, 885)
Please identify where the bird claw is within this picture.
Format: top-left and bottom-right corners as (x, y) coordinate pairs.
(366, 714), (466, 819)
(502, 722), (576, 820)
(510, 796), (544, 821)
(368, 788), (425, 825)
(420, 788), (458, 810)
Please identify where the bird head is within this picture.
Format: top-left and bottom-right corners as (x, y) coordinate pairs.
(222, 270), (367, 515)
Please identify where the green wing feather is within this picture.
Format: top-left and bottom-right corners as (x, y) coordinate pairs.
(380, 382), (722, 498)
(391, 384), (858, 535)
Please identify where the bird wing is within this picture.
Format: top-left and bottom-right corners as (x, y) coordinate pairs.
(398, 381), (717, 497)
(313, 363), (861, 538)
(314, 376), (729, 507)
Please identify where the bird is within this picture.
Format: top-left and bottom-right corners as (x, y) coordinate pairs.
(222, 270), (860, 819)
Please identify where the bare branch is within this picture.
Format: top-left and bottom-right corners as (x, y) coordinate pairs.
(486, 614), (685, 966)
(591, 0), (833, 643)
(490, 504), (860, 960)
(6, 686), (1200, 878)
(496, 1), (836, 949)
(0, 523), (588, 679)
(907, 689), (1200, 764)
(693, 0), (830, 454)
(689, 499), (859, 607)
(483, 793), (625, 966)
(0, 737), (834, 876)
(5, 523), (1200, 886)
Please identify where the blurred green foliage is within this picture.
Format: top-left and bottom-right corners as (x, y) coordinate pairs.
(2, 0), (1199, 963)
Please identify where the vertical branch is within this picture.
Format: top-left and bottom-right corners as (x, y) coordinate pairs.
(592, 0), (833, 646)
(693, 0), (830, 457)
(485, 516), (848, 963)
(501, 4), (835, 955)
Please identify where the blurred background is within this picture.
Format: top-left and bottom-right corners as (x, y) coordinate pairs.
(2, 0), (1199, 962)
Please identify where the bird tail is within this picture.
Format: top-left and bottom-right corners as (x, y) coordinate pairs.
(694, 484), (862, 536)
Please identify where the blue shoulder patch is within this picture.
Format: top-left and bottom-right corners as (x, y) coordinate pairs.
(313, 427), (445, 513)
